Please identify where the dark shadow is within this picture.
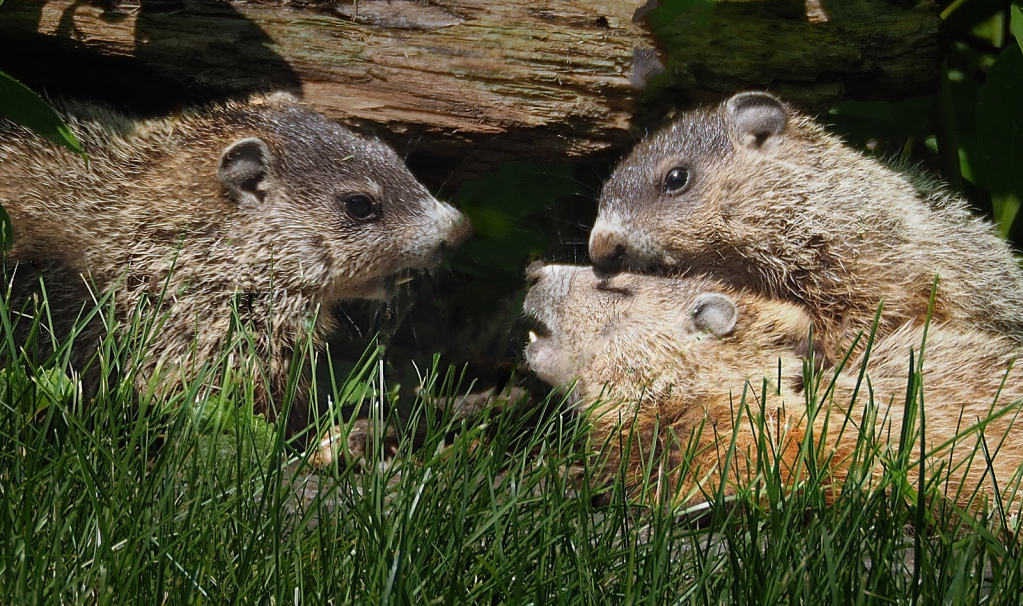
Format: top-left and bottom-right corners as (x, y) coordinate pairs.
(133, 0), (301, 100)
(0, 0), (301, 113)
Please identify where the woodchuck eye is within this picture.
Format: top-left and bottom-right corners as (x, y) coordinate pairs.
(343, 195), (379, 221)
(663, 167), (691, 194)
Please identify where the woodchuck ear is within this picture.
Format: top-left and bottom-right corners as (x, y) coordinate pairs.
(218, 137), (272, 205)
(724, 92), (788, 150)
(690, 293), (738, 337)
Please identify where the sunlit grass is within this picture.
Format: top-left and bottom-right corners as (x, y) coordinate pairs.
(1, 284), (1021, 604)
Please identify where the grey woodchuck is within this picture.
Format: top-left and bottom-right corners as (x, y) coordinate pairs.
(0, 92), (471, 432)
(589, 91), (1023, 361)
(523, 263), (1023, 517)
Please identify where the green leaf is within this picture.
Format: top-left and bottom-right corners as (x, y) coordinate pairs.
(0, 204), (11, 252)
(0, 71), (84, 155)
(974, 44), (1023, 238)
(194, 395), (278, 476)
(827, 97), (932, 158)
(1012, 5), (1023, 53)
(452, 161), (581, 274)
(645, 0), (715, 29)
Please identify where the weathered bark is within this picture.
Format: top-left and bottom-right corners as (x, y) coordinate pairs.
(0, 0), (943, 182)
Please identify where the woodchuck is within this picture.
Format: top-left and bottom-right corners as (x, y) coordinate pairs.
(0, 93), (471, 432)
(588, 91), (1023, 361)
(523, 263), (1023, 516)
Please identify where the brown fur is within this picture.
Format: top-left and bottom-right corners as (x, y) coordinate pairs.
(589, 92), (1023, 361)
(523, 264), (1023, 516)
(0, 93), (470, 431)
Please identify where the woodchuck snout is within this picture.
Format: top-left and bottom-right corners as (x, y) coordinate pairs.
(589, 91), (1023, 360)
(0, 92), (471, 432)
(523, 263), (1023, 515)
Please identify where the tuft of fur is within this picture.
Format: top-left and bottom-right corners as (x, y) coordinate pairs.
(523, 264), (1023, 516)
(0, 93), (470, 432)
(589, 91), (1023, 361)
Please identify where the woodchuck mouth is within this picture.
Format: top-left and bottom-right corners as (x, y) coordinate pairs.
(522, 311), (566, 388)
(523, 313), (553, 345)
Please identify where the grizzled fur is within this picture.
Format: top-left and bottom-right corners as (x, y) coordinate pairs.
(524, 264), (1023, 515)
(0, 93), (469, 432)
(590, 91), (1023, 361)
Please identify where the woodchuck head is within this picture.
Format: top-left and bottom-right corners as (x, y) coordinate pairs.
(522, 262), (814, 406)
(204, 92), (472, 302)
(589, 91), (816, 283)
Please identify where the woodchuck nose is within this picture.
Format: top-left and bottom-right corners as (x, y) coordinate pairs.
(523, 263), (1023, 516)
(0, 92), (471, 432)
(589, 91), (1023, 361)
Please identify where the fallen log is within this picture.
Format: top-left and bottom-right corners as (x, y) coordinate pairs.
(0, 0), (943, 182)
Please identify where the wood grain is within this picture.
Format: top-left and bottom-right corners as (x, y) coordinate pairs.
(0, 0), (943, 180)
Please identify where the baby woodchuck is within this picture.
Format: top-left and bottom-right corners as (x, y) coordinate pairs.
(589, 91), (1023, 360)
(523, 263), (1023, 515)
(0, 93), (470, 432)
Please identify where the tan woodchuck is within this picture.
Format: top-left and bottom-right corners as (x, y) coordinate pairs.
(0, 93), (471, 432)
(589, 91), (1023, 361)
(523, 263), (1023, 517)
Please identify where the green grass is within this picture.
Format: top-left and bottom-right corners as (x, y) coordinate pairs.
(1, 290), (1022, 604)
